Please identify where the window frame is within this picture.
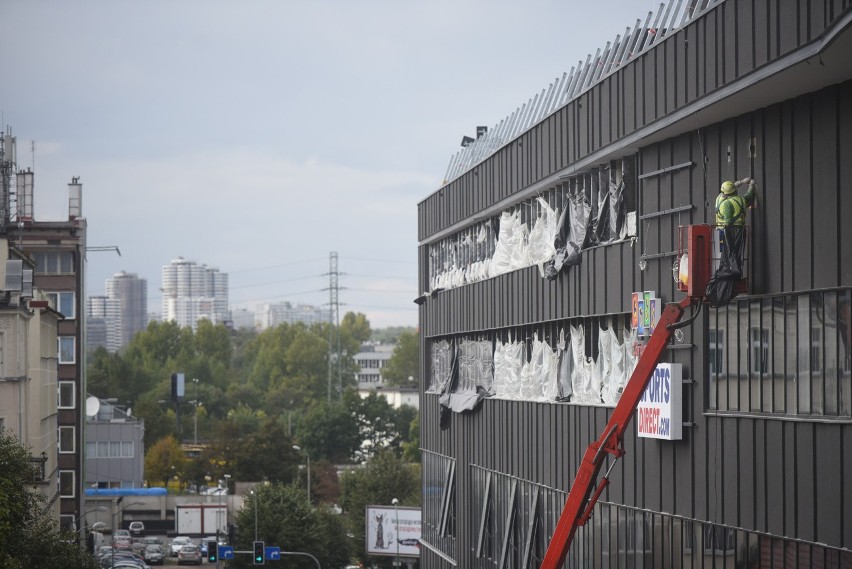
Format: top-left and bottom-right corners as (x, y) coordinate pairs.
(58, 381), (76, 409)
(46, 291), (76, 320)
(58, 426), (75, 454)
(59, 470), (76, 498)
(58, 336), (76, 364)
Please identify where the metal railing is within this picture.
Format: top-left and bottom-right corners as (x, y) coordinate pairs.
(443, 0), (722, 184)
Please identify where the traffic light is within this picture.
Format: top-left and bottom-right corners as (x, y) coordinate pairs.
(207, 540), (218, 563)
(253, 540), (265, 565)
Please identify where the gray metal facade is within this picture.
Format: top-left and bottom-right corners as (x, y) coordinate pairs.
(418, 1), (852, 567)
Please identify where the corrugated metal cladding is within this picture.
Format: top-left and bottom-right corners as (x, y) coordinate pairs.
(418, 2), (852, 568)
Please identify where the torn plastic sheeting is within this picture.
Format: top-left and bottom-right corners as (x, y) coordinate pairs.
(600, 326), (628, 406)
(591, 170), (611, 245)
(519, 334), (558, 401)
(556, 328), (573, 401)
(544, 187), (591, 280)
(609, 177), (627, 242)
(490, 210), (530, 277)
(570, 323), (599, 404)
(527, 197), (560, 276)
(493, 336), (524, 399)
(427, 339), (454, 394)
(442, 339), (494, 414)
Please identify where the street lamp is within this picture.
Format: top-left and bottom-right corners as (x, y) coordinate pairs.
(112, 501), (143, 568)
(392, 498), (400, 567)
(74, 506), (108, 534)
(292, 445), (311, 504)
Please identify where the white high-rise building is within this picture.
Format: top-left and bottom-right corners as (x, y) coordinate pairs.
(161, 257), (229, 329)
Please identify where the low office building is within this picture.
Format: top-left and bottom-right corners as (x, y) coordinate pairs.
(85, 396), (145, 490)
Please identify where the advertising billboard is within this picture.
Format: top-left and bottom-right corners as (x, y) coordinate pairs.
(636, 362), (683, 440)
(365, 506), (421, 557)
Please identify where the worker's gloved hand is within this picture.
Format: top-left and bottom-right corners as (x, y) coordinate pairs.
(749, 179), (756, 189)
(734, 177), (752, 187)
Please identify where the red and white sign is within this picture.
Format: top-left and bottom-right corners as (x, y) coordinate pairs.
(636, 363), (682, 440)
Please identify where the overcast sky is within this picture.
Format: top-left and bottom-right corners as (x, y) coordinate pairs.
(1, 0), (645, 328)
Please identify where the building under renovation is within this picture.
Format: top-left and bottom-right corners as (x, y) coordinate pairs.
(418, 0), (852, 567)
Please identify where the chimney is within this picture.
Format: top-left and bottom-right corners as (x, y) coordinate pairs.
(68, 177), (82, 220)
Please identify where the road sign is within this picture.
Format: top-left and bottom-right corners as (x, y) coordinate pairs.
(265, 546), (281, 560)
(218, 546), (235, 560)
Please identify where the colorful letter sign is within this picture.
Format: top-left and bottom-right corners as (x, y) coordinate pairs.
(636, 363), (682, 440)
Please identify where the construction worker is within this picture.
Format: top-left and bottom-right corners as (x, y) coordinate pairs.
(715, 178), (756, 227)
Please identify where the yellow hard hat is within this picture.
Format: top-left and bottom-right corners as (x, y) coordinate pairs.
(720, 181), (736, 194)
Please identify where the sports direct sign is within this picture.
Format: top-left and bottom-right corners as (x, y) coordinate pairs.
(636, 363), (683, 440)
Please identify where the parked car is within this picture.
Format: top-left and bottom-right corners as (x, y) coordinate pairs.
(142, 537), (162, 547)
(143, 544), (165, 565)
(170, 536), (192, 557)
(177, 544), (202, 565)
(128, 521), (145, 537)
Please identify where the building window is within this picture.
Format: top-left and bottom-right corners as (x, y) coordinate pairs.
(58, 381), (75, 409)
(86, 442), (96, 458)
(709, 329), (724, 376)
(750, 327), (769, 375)
(58, 426), (75, 453)
(703, 524), (736, 555)
(58, 337), (75, 364)
(110, 441), (121, 457)
(122, 441), (134, 458)
(59, 515), (75, 530)
(59, 470), (75, 498)
(46, 292), (75, 319)
(32, 251), (75, 274)
(811, 327), (822, 373)
(97, 441), (108, 458)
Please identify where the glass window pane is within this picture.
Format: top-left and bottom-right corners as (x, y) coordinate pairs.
(59, 471), (75, 497)
(60, 252), (73, 273)
(110, 441), (121, 457)
(59, 426), (75, 453)
(98, 442), (108, 457)
(58, 382), (75, 408)
(122, 441), (133, 458)
(59, 337), (75, 364)
(59, 293), (75, 319)
(86, 442), (97, 458)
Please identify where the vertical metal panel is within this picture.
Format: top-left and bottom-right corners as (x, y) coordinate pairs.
(796, 421), (816, 542)
(779, 0), (799, 55)
(812, 86), (839, 288)
(792, 95), (813, 290)
(841, 81), (852, 287)
(736, 0), (754, 79)
(815, 423), (842, 546)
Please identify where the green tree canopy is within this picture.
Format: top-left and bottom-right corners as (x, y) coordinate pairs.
(381, 330), (419, 387)
(0, 430), (100, 568)
(232, 483), (349, 569)
(144, 435), (187, 488)
(340, 450), (421, 566)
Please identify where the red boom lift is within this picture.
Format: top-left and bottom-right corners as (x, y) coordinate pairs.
(541, 224), (739, 569)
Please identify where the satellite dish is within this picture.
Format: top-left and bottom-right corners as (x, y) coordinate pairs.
(85, 396), (101, 418)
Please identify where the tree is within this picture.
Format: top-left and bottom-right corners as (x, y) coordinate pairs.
(381, 330), (419, 387)
(0, 430), (100, 568)
(294, 400), (360, 464)
(144, 435), (187, 488)
(401, 412), (421, 463)
(341, 312), (371, 344)
(232, 483), (349, 569)
(340, 450), (421, 566)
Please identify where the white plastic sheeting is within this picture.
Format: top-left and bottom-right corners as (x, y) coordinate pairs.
(427, 339), (454, 394)
(570, 324), (599, 404)
(519, 334), (560, 401)
(527, 198), (560, 277)
(441, 339), (495, 414)
(493, 336), (525, 399)
(490, 210), (530, 277)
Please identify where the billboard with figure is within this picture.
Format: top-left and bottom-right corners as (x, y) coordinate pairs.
(365, 505), (421, 557)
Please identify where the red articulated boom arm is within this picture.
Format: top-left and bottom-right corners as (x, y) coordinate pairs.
(540, 296), (699, 569)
